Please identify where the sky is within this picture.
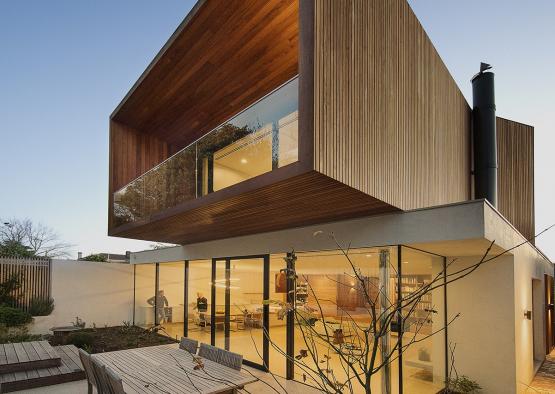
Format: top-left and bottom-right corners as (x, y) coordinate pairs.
(0, 1), (553, 259)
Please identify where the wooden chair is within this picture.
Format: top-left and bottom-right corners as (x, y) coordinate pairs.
(105, 366), (126, 394)
(199, 343), (243, 371)
(91, 356), (112, 394)
(179, 337), (198, 355)
(78, 348), (99, 394)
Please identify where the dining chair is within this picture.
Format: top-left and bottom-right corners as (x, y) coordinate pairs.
(105, 366), (126, 394)
(78, 348), (99, 394)
(91, 356), (113, 394)
(199, 343), (243, 370)
(179, 337), (199, 355)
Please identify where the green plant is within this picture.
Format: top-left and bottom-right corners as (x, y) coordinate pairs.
(0, 306), (33, 327)
(28, 297), (54, 316)
(0, 240), (35, 258)
(71, 316), (86, 329)
(0, 324), (41, 344)
(80, 254), (106, 262)
(66, 331), (95, 350)
(445, 376), (482, 393)
(0, 273), (23, 306)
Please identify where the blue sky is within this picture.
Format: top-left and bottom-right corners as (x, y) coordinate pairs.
(0, 1), (553, 259)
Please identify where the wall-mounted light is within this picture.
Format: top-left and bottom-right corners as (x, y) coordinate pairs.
(524, 310), (532, 320)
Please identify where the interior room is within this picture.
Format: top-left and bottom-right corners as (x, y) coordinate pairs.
(132, 245), (446, 393)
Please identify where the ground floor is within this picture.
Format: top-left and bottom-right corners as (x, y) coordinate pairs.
(133, 246), (445, 393)
(129, 200), (554, 393)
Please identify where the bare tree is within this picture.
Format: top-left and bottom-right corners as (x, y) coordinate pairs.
(0, 218), (72, 258)
(254, 227), (553, 394)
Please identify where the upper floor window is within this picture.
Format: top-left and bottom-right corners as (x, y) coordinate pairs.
(114, 77), (299, 226)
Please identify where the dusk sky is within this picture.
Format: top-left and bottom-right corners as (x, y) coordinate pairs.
(1, 1), (553, 259)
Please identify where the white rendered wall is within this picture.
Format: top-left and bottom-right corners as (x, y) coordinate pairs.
(444, 255), (516, 394)
(30, 260), (134, 334)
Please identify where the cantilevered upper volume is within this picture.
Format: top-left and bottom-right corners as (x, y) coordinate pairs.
(108, 0), (534, 245)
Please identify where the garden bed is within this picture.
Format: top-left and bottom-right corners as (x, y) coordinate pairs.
(48, 325), (177, 353)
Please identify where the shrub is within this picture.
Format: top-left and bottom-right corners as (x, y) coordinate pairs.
(81, 254), (106, 262)
(28, 297), (55, 316)
(0, 306), (33, 327)
(0, 273), (23, 306)
(67, 331), (95, 349)
(445, 376), (482, 393)
(0, 325), (41, 344)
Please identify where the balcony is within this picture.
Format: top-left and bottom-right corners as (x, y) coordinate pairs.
(113, 78), (299, 227)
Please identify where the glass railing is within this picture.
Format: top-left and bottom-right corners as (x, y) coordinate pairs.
(113, 77), (299, 227)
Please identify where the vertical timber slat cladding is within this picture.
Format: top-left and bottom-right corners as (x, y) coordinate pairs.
(496, 117), (535, 242)
(0, 257), (52, 312)
(313, 0), (471, 210)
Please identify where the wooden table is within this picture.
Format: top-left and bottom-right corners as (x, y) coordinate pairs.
(93, 344), (257, 394)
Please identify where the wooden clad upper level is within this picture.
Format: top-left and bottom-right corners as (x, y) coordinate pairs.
(108, 0), (535, 245)
(312, 0), (471, 211)
(496, 117), (535, 242)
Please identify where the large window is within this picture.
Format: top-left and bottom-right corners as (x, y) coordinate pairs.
(114, 77), (299, 226)
(158, 262), (185, 340)
(134, 264), (156, 328)
(400, 247), (445, 394)
(186, 260), (212, 346)
(132, 244), (447, 393)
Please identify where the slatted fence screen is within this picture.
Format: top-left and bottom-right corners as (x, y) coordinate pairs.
(0, 257), (52, 311)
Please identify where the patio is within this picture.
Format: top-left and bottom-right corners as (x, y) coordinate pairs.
(17, 353), (319, 394)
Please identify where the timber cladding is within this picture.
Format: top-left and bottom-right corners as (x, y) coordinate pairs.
(496, 117), (534, 242)
(0, 257), (52, 312)
(312, 0), (471, 211)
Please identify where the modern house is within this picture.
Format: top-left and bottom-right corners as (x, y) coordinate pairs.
(108, 1), (553, 393)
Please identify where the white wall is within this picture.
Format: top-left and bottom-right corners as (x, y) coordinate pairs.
(30, 260), (134, 334)
(512, 243), (553, 393)
(445, 255), (516, 394)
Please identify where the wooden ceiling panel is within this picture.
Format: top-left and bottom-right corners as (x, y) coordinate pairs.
(112, 0), (299, 149)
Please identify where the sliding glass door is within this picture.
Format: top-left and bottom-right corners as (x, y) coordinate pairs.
(211, 256), (269, 369)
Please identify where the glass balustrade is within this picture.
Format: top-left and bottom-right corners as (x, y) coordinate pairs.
(113, 77), (299, 226)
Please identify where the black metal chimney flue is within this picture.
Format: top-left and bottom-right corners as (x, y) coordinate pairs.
(472, 62), (497, 207)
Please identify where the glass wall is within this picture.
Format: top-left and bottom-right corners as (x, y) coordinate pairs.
(213, 258), (266, 366)
(186, 260), (212, 346)
(292, 248), (400, 394)
(114, 77), (299, 226)
(400, 247), (445, 393)
(134, 264), (156, 328)
(158, 262), (185, 340)
(132, 244), (447, 394)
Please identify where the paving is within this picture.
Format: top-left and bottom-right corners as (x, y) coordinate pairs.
(528, 352), (555, 393)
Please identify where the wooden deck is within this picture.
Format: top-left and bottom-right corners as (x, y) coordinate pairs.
(93, 344), (258, 394)
(0, 341), (60, 374)
(0, 345), (85, 393)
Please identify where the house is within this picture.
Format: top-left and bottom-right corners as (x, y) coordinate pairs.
(107, 1), (552, 393)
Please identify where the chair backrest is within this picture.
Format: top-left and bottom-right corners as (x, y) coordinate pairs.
(199, 343), (243, 371)
(78, 348), (98, 388)
(179, 337), (198, 355)
(105, 366), (126, 394)
(91, 356), (113, 394)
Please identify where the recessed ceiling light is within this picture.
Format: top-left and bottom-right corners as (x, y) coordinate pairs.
(365, 254), (372, 258)
(403, 261), (409, 264)
(240, 158), (248, 164)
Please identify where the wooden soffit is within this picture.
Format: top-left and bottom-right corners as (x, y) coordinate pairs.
(111, 0), (299, 149)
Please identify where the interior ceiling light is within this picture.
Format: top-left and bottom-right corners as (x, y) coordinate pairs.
(403, 261), (409, 264)
(241, 158), (248, 164)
